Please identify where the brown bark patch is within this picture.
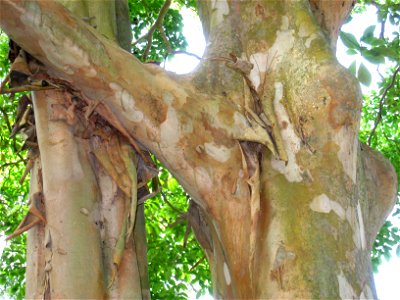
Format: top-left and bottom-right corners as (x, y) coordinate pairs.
(255, 3), (266, 19)
(319, 66), (361, 130)
(146, 94), (168, 124)
(217, 108), (235, 128)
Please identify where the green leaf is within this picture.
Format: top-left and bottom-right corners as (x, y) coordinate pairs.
(374, 46), (399, 61)
(340, 31), (360, 49)
(361, 25), (376, 42)
(362, 49), (385, 64)
(357, 63), (372, 86)
(397, 244), (400, 257)
(348, 61), (357, 76)
(346, 48), (358, 55)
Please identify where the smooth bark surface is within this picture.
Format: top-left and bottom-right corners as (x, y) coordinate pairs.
(0, 0), (397, 299)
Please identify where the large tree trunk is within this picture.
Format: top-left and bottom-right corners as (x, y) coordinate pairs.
(0, 0), (397, 299)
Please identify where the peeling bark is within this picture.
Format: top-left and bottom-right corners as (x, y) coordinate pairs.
(1, 0), (398, 299)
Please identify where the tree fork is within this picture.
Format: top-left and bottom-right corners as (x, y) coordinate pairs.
(0, 0), (397, 299)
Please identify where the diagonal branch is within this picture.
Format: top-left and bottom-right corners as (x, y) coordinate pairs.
(0, 0), (274, 208)
(0, 104), (12, 133)
(132, 0), (172, 60)
(368, 65), (400, 145)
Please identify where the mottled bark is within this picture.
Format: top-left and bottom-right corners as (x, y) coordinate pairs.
(0, 0), (397, 299)
(5, 1), (149, 298)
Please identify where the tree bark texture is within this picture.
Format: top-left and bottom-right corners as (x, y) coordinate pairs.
(0, 0), (397, 299)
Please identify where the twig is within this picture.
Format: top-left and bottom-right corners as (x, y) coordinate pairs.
(368, 65), (400, 145)
(137, 187), (161, 205)
(167, 50), (202, 61)
(0, 159), (25, 169)
(159, 26), (172, 54)
(0, 105), (12, 133)
(382, 131), (400, 152)
(183, 221), (191, 247)
(189, 255), (206, 272)
(133, 0), (172, 61)
(0, 85), (58, 94)
(368, 1), (386, 39)
(161, 191), (184, 215)
(167, 214), (186, 228)
(1, 95), (28, 161)
(0, 74), (10, 93)
(379, 20), (385, 39)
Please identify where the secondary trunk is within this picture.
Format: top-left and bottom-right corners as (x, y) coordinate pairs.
(21, 1), (150, 298)
(0, 0), (397, 299)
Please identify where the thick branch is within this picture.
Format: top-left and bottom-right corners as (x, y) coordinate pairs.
(309, 0), (356, 51)
(359, 144), (398, 248)
(0, 0), (269, 205)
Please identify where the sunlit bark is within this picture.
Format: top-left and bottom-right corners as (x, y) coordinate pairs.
(0, 0), (397, 299)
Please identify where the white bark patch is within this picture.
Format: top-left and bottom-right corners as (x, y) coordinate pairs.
(305, 33), (320, 48)
(248, 17), (294, 90)
(194, 166), (212, 192)
(271, 82), (302, 182)
(211, 0), (229, 26)
(109, 83), (143, 122)
(39, 36), (96, 77)
(298, 22), (313, 38)
(249, 52), (271, 90)
(163, 92), (174, 105)
(360, 284), (373, 299)
(356, 201), (366, 250)
(273, 244), (296, 269)
(266, 217), (284, 267)
(337, 271), (357, 300)
(204, 143), (231, 163)
(309, 194), (345, 220)
(21, 1), (41, 28)
(223, 262), (231, 285)
(268, 17), (294, 68)
(346, 206), (365, 249)
(21, 3), (97, 78)
(232, 111), (275, 146)
(160, 107), (180, 146)
(334, 126), (358, 184)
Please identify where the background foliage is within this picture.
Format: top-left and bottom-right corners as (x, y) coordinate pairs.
(0, 0), (399, 299)
(0, 32), (29, 298)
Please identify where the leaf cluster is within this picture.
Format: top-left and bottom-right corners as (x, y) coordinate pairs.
(128, 0), (195, 62)
(0, 32), (29, 300)
(145, 162), (211, 299)
(340, 1), (399, 86)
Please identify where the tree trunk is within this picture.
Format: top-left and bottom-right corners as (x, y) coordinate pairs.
(15, 1), (149, 298)
(0, 0), (397, 299)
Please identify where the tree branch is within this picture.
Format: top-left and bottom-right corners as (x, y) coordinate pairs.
(368, 65), (400, 145)
(132, 0), (172, 61)
(309, 0), (356, 51)
(0, 0), (270, 208)
(167, 50), (202, 61)
(0, 104), (12, 133)
(359, 144), (398, 248)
